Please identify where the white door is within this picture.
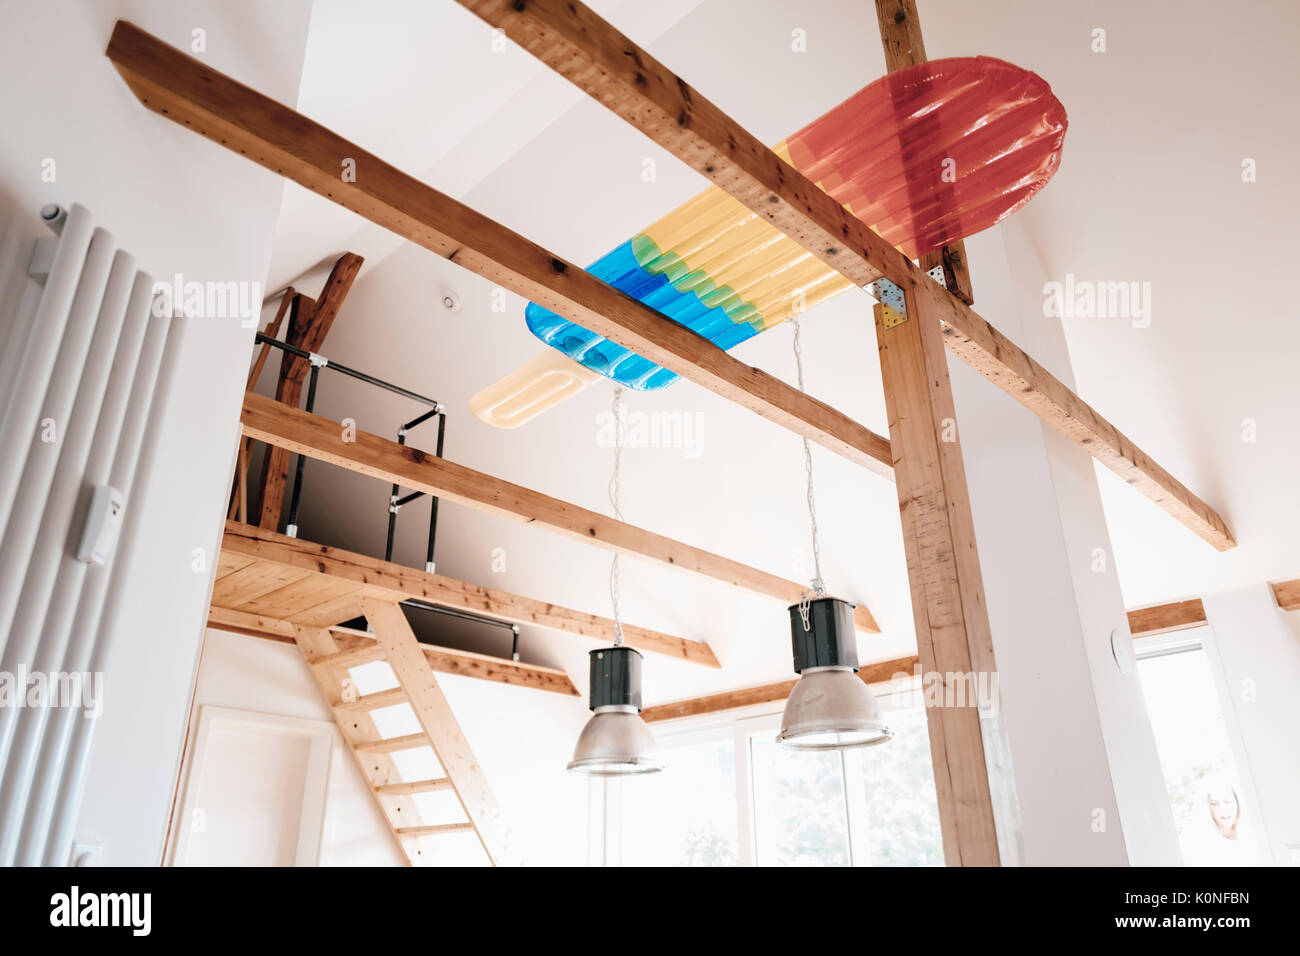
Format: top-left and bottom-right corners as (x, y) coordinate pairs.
(169, 706), (333, 866)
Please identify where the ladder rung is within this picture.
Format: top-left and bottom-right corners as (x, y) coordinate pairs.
(376, 778), (453, 796)
(314, 642), (386, 671)
(334, 686), (407, 712)
(354, 733), (429, 754)
(395, 823), (475, 838)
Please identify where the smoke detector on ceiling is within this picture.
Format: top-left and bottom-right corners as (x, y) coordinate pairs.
(440, 289), (461, 313)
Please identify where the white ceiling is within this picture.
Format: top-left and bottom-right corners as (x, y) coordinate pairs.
(262, 0), (1300, 702)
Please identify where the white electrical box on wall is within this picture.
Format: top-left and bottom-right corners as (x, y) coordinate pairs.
(75, 485), (125, 565)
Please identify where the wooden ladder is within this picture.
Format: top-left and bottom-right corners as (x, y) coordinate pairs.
(293, 596), (515, 866)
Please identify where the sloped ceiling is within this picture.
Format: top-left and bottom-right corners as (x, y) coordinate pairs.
(263, 0), (1300, 703)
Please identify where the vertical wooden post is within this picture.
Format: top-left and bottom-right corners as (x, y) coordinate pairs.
(874, 283), (1017, 866)
(875, 0), (975, 305)
(236, 440), (248, 523)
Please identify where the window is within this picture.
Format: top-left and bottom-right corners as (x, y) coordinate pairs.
(595, 689), (943, 866)
(614, 730), (740, 866)
(1135, 631), (1261, 866)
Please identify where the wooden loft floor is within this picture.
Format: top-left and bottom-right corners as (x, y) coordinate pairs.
(207, 521), (714, 696)
(208, 522), (585, 696)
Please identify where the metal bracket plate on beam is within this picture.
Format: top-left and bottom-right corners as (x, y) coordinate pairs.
(869, 267), (948, 330)
(867, 276), (907, 329)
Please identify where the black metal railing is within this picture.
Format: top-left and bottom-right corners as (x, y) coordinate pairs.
(249, 333), (518, 656)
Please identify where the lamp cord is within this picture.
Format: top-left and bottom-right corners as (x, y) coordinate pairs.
(793, 318), (825, 630)
(608, 387), (625, 647)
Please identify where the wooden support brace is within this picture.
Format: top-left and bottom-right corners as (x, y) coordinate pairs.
(874, 287), (1016, 866)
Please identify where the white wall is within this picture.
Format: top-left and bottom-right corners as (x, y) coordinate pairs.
(950, 219), (1180, 865)
(0, 0), (313, 864)
(172, 629), (404, 866)
(1201, 586), (1300, 865)
(178, 628), (590, 866)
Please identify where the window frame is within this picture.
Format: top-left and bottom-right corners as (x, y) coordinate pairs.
(1133, 625), (1271, 866)
(592, 682), (930, 867)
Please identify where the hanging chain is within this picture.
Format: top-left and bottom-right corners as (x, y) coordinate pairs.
(608, 387), (625, 646)
(792, 318), (825, 629)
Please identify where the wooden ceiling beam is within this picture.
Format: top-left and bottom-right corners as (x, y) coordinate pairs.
(642, 654), (919, 723)
(1126, 598), (1207, 639)
(104, 19), (893, 479)
(1126, 579), (1300, 638)
(1271, 577), (1300, 611)
(237, 392), (881, 636)
(446, 0), (1233, 552)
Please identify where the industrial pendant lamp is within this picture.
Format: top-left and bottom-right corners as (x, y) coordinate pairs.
(567, 388), (663, 776)
(778, 320), (893, 751)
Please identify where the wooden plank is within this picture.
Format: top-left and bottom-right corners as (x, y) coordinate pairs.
(403, 640), (580, 696)
(292, 624), (422, 865)
(1272, 577), (1300, 611)
(209, 561), (309, 608)
(642, 654), (919, 723)
(103, 19), (893, 479)
(291, 590), (368, 629)
(1126, 598), (1207, 638)
(206, 606), (296, 640)
(364, 597), (515, 866)
(874, 0), (974, 305)
(875, 289), (1011, 866)
(236, 394), (879, 637)
(445, 1), (1233, 552)
(313, 642), (388, 671)
(376, 778), (453, 796)
(334, 686), (408, 713)
(396, 823), (475, 837)
(238, 572), (361, 619)
(355, 733), (429, 754)
(215, 550), (256, 581)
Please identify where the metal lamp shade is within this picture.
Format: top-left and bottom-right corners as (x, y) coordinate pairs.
(567, 705), (663, 775)
(778, 666), (893, 750)
(778, 596), (894, 751)
(567, 646), (663, 775)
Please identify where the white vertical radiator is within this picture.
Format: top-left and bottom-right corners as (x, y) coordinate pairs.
(0, 203), (180, 865)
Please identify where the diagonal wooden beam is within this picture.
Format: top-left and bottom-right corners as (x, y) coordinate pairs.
(104, 19), (893, 479)
(218, 521), (721, 666)
(230, 287), (294, 521)
(448, 0), (1234, 552)
(875, 0), (974, 305)
(236, 394), (880, 635)
(259, 254), (362, 530)
(279, 254), (363, 387)
(641, 654), (919, 723)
